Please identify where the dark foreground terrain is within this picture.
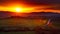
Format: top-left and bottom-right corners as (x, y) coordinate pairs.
(0, 12), (60, 34)
(0, 17), (60, 34)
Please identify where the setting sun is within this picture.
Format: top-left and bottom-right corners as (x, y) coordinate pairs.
(13, 7), (34, 13)
(15, 8), (22, 12)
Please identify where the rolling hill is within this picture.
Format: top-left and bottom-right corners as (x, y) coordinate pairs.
(0, 11), (60, 19)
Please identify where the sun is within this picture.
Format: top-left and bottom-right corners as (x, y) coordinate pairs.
(15, 8), (22, 12)
(10, 7), (34, 13)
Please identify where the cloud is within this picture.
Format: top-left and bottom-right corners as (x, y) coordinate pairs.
(0, 0), (60, 12)
(0, 0), (60, 5)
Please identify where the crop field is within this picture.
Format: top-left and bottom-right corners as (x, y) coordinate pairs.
(0, 18), (60, 34)
(0, 18), (48, 27)
(0, 31), (35, 34)
(0, 18), (48, 34)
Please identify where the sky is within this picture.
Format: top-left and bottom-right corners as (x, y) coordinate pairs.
(0, 0), (60, 13)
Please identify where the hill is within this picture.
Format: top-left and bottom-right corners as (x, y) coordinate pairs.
(0, 11), (60, 19)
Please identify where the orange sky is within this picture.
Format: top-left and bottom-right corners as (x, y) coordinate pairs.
(0, 2), (60, 13)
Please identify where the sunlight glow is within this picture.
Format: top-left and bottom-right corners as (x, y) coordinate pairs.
(15, 8), (22, 12)
(13, 7), (34, 13)
(0, 6), (60, 13)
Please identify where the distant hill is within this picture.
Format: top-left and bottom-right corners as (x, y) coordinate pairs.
(0, 11), (16, 18)
(0, 11), (60, 19)
(28, 12), (60, 17)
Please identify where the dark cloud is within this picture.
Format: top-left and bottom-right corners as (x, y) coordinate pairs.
(0, 0), (60, 5)
(0, 0), (60, 10)
(17, 0), (60, 6)
(46, 5), (60, 10)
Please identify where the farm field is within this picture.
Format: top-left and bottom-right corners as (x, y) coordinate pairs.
(0, 18), (60, 34)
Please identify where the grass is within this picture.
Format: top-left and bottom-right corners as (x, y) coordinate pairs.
(0, 18), (60, 34)
(52, 21), (60, 28)
(0, 18), (48, 34)
(0, 18), (47, 27)
(0, 31), (35, 34)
